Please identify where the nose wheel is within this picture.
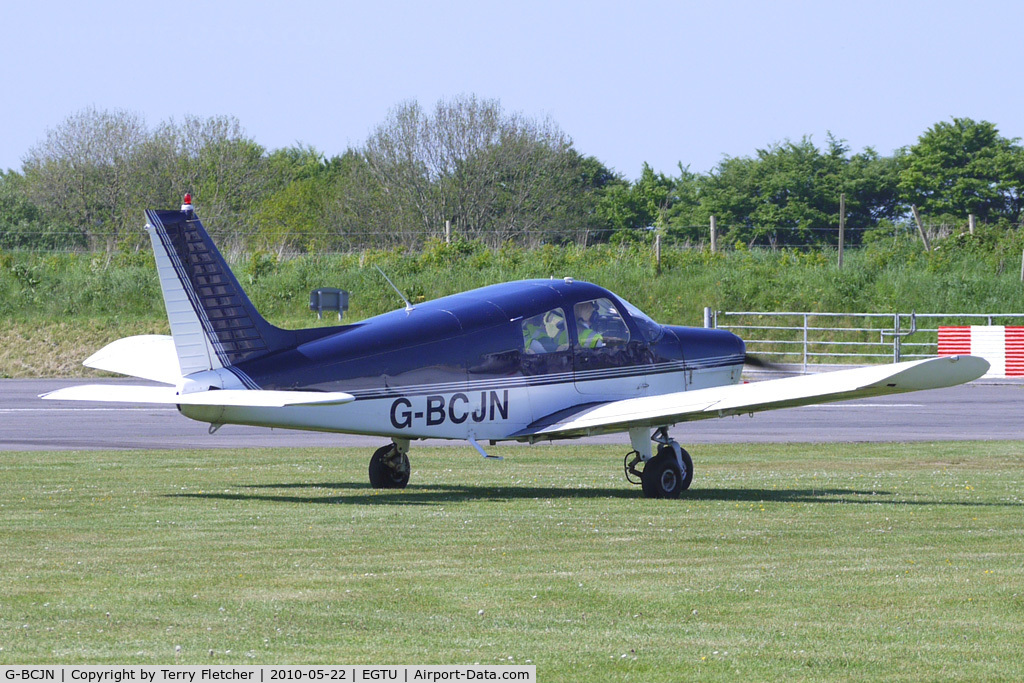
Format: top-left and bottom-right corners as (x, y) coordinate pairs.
(640, 444), (693, 498)
(624, 428), (694, 498)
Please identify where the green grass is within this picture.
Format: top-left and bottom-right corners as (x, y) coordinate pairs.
(8, 242), (1024, 377)
(2, 441), (1022, 680)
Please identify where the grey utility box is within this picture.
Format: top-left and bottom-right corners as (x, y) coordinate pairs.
(309, 288), (349, 320)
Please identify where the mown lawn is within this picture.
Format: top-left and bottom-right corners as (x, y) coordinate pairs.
(1, 441), (1021, 681)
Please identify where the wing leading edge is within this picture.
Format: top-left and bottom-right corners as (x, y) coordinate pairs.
(518, 355), (989, 439)
(41, 384), (355, 408)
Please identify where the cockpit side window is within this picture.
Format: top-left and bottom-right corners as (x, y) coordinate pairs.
(574, 298), (630, 349)
(522, 307), (569, 354)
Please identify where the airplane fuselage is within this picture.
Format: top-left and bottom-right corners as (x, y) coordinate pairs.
(181, 279), (745, 441)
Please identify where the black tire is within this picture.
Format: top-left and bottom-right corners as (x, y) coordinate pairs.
(668, 444), (694, 492)
(640, 446), (693, 498)
(368, 444), (411, 489)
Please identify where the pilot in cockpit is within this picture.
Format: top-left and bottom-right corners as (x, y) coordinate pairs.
(575, 300), (605, 348)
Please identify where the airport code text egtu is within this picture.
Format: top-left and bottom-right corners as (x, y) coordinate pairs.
(1, 668), (533, 683)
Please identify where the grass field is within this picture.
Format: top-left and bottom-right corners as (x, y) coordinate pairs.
(9, 241), (1024, 377)
(1, 441), (1022, 680)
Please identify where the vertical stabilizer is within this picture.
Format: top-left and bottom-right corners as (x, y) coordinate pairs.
(144, 207), (293, 377)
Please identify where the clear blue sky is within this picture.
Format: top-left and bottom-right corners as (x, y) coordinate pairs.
(3, 0), (1022, 180)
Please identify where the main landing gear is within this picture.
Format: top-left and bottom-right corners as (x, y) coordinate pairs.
(368, 438), (411, 489)
(367, 430), (693, 498)
(624, 427), (694, 499)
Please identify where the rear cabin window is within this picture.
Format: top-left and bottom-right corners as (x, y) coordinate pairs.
(522, 308), (569, 354)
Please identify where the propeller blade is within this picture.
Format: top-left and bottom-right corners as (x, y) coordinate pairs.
(744, 353), (787, 371)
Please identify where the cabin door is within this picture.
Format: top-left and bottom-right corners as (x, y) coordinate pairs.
(571, 298), (650, 397)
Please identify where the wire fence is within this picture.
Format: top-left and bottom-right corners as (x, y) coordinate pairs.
(0, 220), (961, 255)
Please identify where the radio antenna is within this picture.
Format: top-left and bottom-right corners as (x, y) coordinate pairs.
(375, 265), (414, 312)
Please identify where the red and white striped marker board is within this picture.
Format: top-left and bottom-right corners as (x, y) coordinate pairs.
(938, 326), (1024, 378)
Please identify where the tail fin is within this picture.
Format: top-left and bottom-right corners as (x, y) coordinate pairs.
(145, 207), (298, 375)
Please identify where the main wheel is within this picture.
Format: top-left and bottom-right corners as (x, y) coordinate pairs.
(368, 444), (411, 489)
(640, 446), (693, 499)
(667, 444), (694, 492)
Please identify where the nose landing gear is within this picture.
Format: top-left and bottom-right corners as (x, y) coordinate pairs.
(624, 427), (694, 499)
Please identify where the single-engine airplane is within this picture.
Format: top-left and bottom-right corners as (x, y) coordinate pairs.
(42, 199), (989, 498)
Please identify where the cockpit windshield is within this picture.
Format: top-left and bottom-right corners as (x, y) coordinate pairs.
(618, 297), (664, 342)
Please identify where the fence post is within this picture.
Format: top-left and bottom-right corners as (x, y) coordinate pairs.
(655, 232), (662, 274)
(445, 220), (451, 244)
(911, 205), (931, 252)
(709, 216), (717, 253)
(703, 307), (713, 328)
(838, 193), (845, 269)
(893, 314), (902, 362)
(803, 313), (808, 373)
(969, 214), (976, 235)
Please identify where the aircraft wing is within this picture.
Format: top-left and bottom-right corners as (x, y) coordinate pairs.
(518, 355), (989, 439)
(40, 384), (355, 407)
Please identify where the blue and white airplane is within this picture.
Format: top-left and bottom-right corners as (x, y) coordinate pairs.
(43, 201), (989, 498)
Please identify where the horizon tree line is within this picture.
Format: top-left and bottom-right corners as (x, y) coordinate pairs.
(1, 97), (1022, 253)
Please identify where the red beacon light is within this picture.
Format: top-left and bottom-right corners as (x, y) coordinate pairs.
(181, 193), (193, 212)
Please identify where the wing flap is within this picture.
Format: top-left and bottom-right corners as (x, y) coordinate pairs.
(40, 385), (355, 407)
(521, 355), (989, 438)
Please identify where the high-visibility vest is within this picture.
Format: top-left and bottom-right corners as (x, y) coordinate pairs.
(578, 326), (603, 348)
(549, 329), (569, 349)
(523, 323), (544, 349)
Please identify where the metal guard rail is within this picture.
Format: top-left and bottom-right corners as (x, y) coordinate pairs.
(713, 311), (1024, 372)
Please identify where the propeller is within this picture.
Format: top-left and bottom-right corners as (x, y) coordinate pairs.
(744, 353), (788, 371)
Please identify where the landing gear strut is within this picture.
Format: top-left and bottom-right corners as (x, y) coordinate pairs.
(624, 427), (693, 499)
(368, 438), (411, 489)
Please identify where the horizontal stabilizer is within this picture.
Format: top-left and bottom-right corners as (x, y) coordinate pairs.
(520, 355), (989, 438)
(40, 385), (355, 408)
(84, 335), (181, 384)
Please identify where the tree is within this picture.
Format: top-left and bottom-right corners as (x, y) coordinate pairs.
(745, 137), (845, 245)
(0, 169), (76, 249)
(254, 175), (333, 255)
(551, 153), (620, 244)
(22, 107), (149, 249)
(695, 135), (901, 247)
(265, 144), (331, 186)
(21, 110), (273, 251)
(361, 95), (583, 246)
(594, 163), (675, 239)
(898, 118), (1024, 223)
(661, 165), (706, 241)
(255, 145), (352, 253)
(842, 148), (902, 228)
(362, 100), (444, 239)
(126, 115), (272, 246)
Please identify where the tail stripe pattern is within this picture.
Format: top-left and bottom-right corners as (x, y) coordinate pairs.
(145, 209), (276, 373)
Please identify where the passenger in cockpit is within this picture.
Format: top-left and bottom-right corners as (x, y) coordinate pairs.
(540, 309), (569, 352)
